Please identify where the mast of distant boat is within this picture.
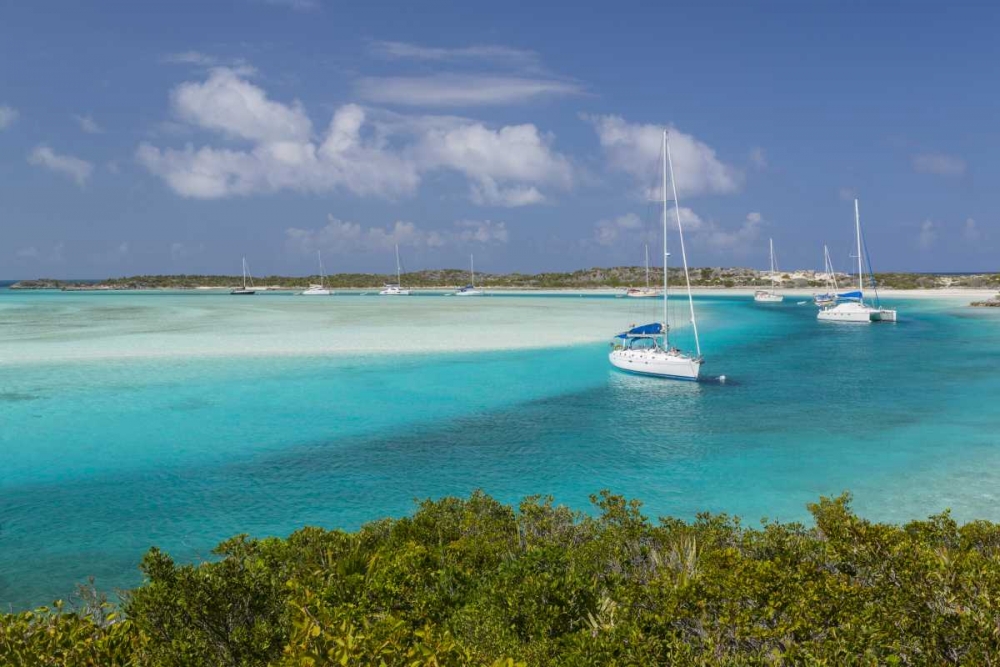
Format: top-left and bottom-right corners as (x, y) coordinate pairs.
(665, 130), (700, 357)
(395, 244), (402, 287)
(317, 250), (326, 288)
(645, 244), (650, 290)
(854, 198), (864, 300)
(471, 253), (475, 288)
(661, 132), (669, 346)
(769, 238), (778, 291)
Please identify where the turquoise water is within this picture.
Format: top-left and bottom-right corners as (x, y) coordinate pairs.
(2, 289), (1000, 609)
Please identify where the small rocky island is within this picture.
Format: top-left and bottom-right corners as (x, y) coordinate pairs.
(971, 294), (1000, 307)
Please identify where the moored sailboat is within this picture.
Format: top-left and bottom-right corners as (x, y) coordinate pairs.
(626, 244), (659, 298)
(230, 257), (256, 295)
(454, 254), (483, 296)
(609, 130), (705, 381)
(301, 251), (332, 295)
(379, 244), (411, 296)
(817, 199), (897, 323)
(753, 238), (784, 302)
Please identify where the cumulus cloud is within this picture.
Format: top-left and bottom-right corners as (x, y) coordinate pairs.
(74, 114), (103, 134)
(584, 114), (742, 198)
(162, 51), (257, 76)
(28, 146), (94, 186)
(286, 216), (508, 255)
(138, 68), (572, 205)
(356, 74), (583, 107)
(671, 208), (763, 252)
(369, 41), (537, 65)
(912, 153), (966, 177)
(0, 105), (18, 130)
(917, 220), (936, 249)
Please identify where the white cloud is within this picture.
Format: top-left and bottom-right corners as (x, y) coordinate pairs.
(27, 146), (94, 186)
(0, 105), (18, 130)
(454, 220), (509, 244)
(286, 216), (508, 255)
(918, 220), (936, 249)
(171, 68), (312, 143)
(356, 75), (583, 107)
(963, 217), (980, 242)
(585, 114), (742, 198)
(369, 41), (537, 64)
(594, 213), (645, 247)
(139, 69), (572, 205)
(749, 147), (767, 170)
(74, 114), (103, 134)
(671, 208), (763, 252)
(912, 153), (966, 177)
(162, 51), (256, 76)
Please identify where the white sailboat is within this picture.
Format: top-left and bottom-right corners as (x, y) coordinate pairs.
(301, 251), (332, 295)
(454, 254), (483, 296)
(626, 244), (659, 298)
(753, 238), (784, 302)
(817, 199), (897, 323)
(379, 244), (411, 296)
(813, 245), (839, 306)
(230, 257), (256, 295)
(609, 130), (704, 381)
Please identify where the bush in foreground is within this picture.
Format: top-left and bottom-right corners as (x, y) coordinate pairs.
(3, 492), (1000, 665)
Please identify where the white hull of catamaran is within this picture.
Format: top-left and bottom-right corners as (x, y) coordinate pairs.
(626, 289), (660, 298)
(609, 349), (701, 381)
(301, 287), (331, 295)
(817, 302), (897, 323)
(453, 290), (483, 296)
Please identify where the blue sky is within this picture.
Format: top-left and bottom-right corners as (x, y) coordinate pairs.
(1, 1), (997, 278)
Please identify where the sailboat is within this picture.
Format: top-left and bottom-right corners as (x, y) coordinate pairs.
(813, 245), (839, 306)
(230, 257), (256, 295)
(626, 244), (659, 298)
(301, 251), (332, 296)
(817, 199), (897, 323)
(379, 244), (411, 296)
(753, 238), (784, 302)
(454, 254), (483, 296)
(609, 130), (704, 381)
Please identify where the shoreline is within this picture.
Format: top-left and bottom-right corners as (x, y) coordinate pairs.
(6, 285), (997, 300)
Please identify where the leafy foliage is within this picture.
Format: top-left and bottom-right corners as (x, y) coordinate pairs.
(4, 491), (1000, 665)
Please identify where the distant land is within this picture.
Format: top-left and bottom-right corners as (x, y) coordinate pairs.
(7, 266), (1000, 292)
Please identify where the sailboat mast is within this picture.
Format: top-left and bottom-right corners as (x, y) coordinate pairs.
(395, 244), (401, 286)
(666, 131), (701, 357)
(662, 131), (669, 344)
(855, 199), (863, 295)
(317, 250), (325, 287)
(769, 238), (777, 290)
(645, 244), (650, 289)
(470, 254), (474, 287)
(242, 256), (247, 290)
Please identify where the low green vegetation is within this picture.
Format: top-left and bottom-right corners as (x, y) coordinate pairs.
(4, 492), (1000, 665)
(11, 268), (1000, 291)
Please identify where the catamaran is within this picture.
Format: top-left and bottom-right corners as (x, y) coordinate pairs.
(379, 244), (411, 296)
(813, 244), (839, 306)
(609, 130), (704, 381)
(301, 251), (331, 296)
(454, 254), (483, 296)
(230, 257), (256, 295)
(626, 244), (659, 298)
(817, 199), (897, 323)
(753, 238), (784, 302)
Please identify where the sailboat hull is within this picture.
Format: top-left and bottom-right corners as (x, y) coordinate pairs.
(753, 291), (783, 303)
(817, 302), (897, 323)
(609, 349), (701, 381)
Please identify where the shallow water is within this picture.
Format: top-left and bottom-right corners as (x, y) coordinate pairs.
(2, 289), (999, 608)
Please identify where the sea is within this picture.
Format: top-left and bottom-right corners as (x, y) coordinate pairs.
(1, 287), (999, 609)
